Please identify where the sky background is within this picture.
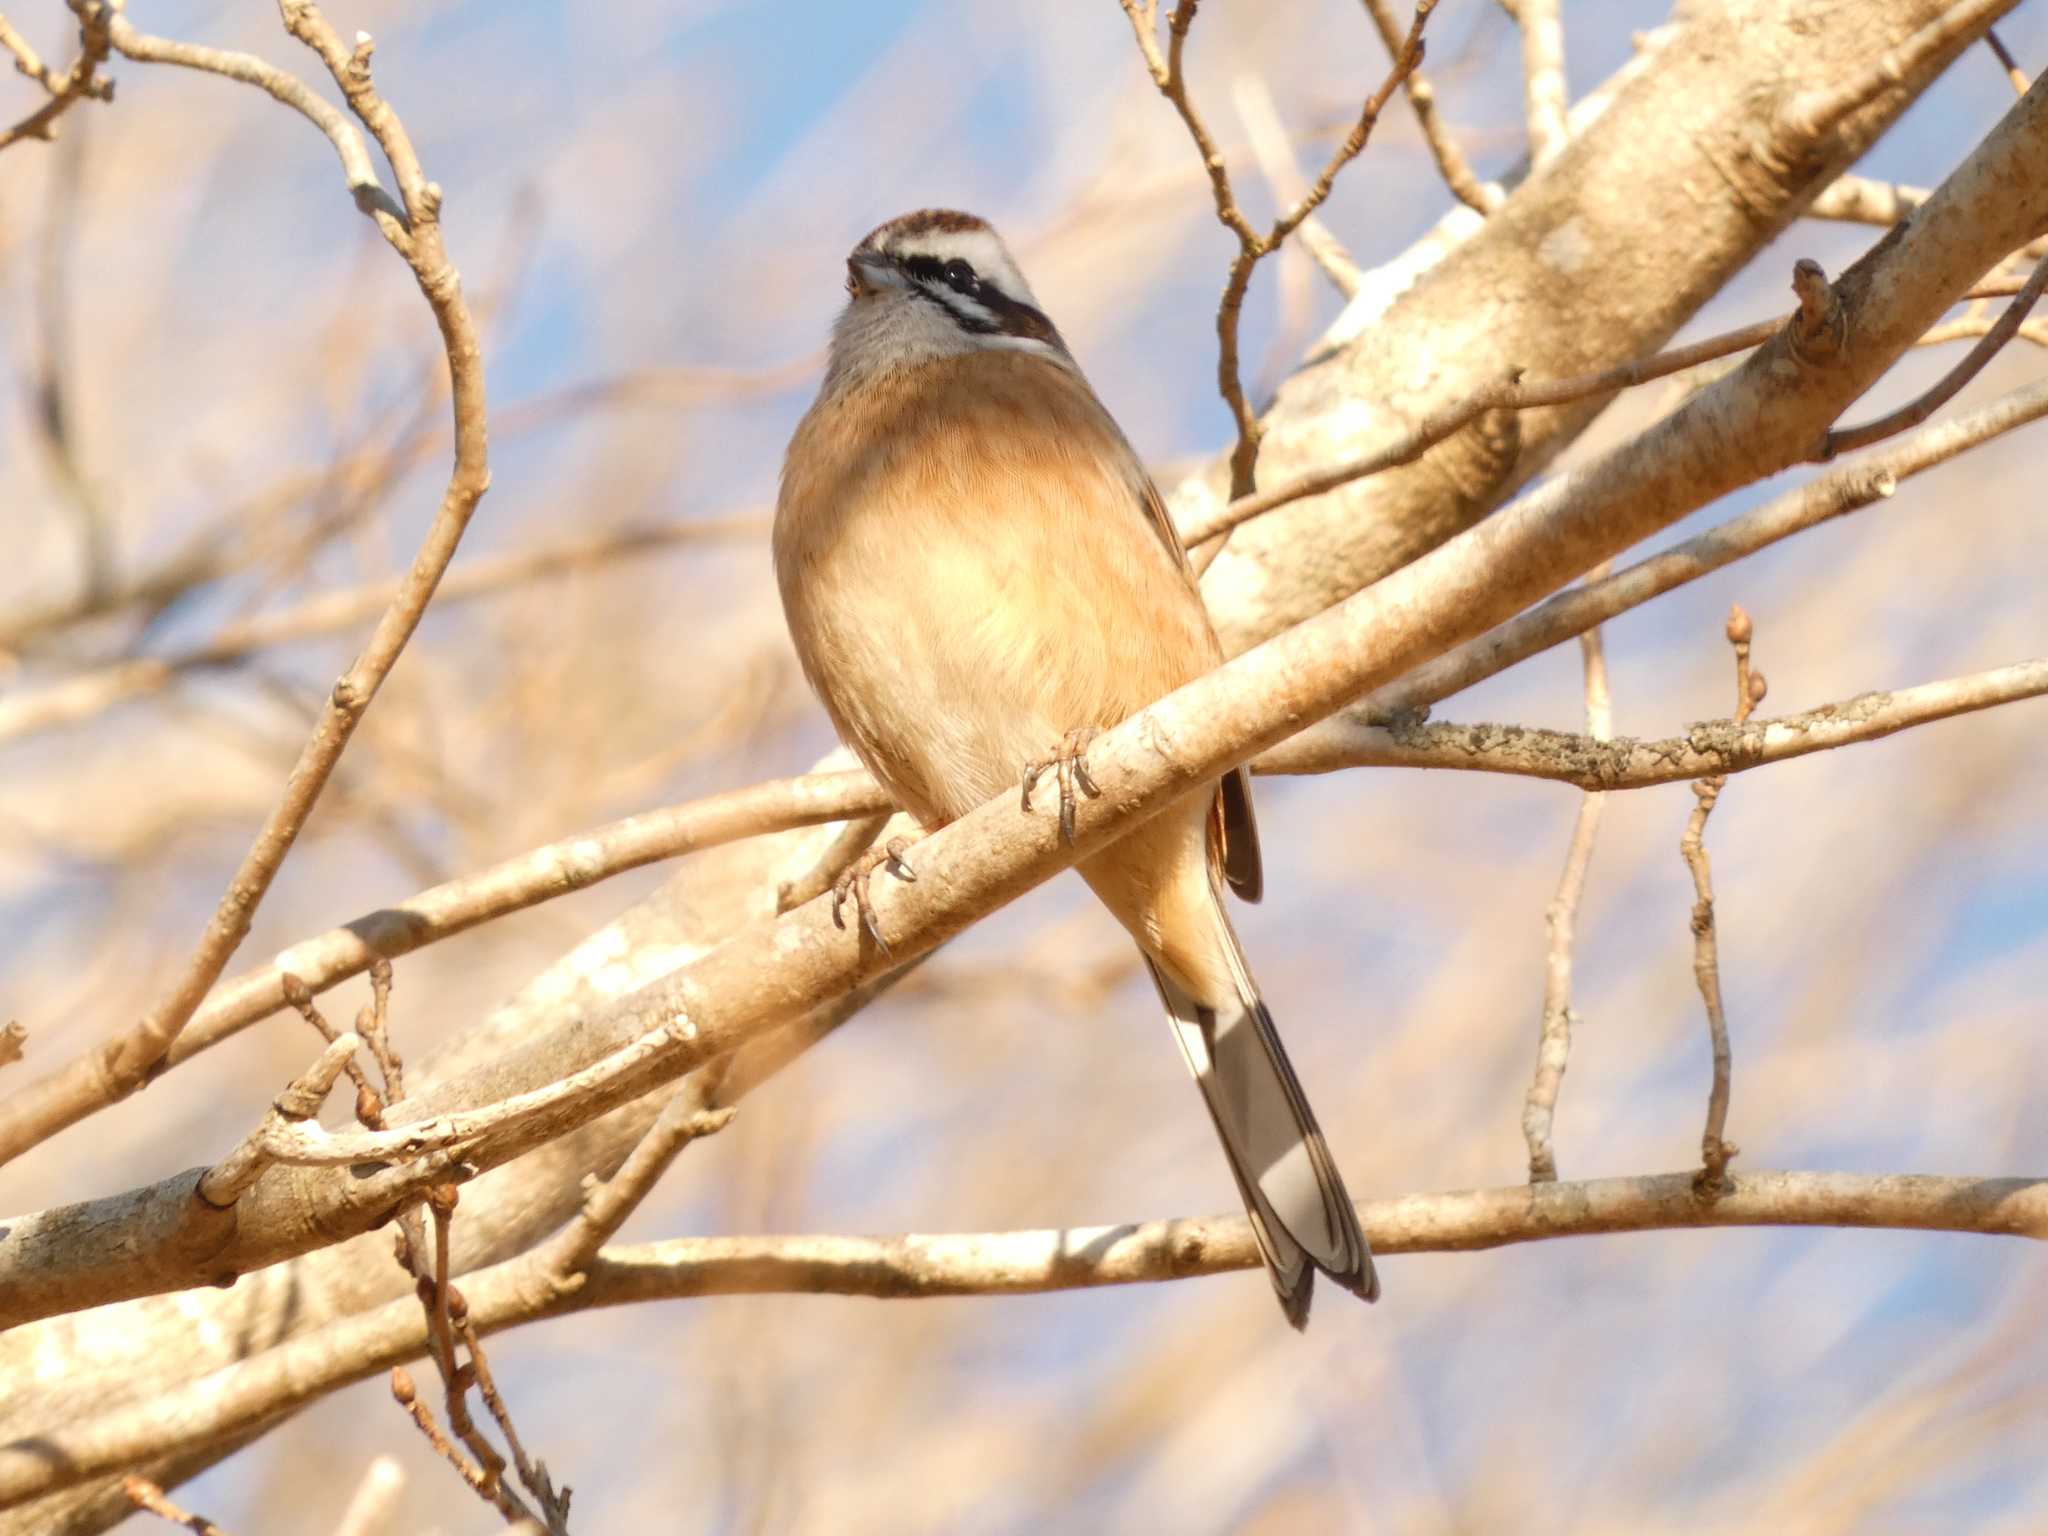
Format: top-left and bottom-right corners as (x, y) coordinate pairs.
(2, 0), (2046, 1531)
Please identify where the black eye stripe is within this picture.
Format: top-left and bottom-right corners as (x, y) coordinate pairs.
(903, 254), (981, 296)
(886, 250), (1070, 354)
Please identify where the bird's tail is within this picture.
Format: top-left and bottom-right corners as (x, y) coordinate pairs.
(1145, 876), (1378, 1328)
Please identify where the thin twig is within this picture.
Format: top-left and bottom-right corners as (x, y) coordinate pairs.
(392, 1183), (568, 1532)
(196, 1032), (361, 1208)
(0, 1), (491, 1165)
(0, 3), (112, 153)
(122, 1475), (232, 1535)
(1820, 247), (2048, 457)
(1682, 605), (1765, 1196)
(1121, 0), (1432, 498)
(1183, 311), (1783, 547)
(391, 1365), (525, 1525)
(1985, 27), (2030, 94)
(548, 1095), (737, 1279)
(1514, 0), (1568, 165)
(1522, 567), (1612, 1182)
(456, 1302), (570, 1532)
(0, 1023), (24, 1071)
(1358, 0), (1502, 211)
(1273, 658), (2048, 787)
(1231, 73), (1364, 298)
(280, 974), (386, 1126)
(1184, 270), (2029, 550)
(776, 812), (893, 914)
(357, 957), (404, 1107)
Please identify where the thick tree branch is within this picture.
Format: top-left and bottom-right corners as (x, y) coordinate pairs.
(29, 359), (2048, 1169)
(1193, 0), (2023, 653)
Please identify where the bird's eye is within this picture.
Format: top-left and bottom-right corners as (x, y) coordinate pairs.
(942, 259), (978, 293)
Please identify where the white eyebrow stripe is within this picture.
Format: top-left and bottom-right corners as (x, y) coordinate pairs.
(884, 228), (1040, 309)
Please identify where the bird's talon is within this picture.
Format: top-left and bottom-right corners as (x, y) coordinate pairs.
(1021, 727), (1101, 847)
(882, 835), (917, 882)
(830, 835), (921, 957)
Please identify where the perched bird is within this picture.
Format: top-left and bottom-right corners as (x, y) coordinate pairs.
(773, 209), (1376, 1325)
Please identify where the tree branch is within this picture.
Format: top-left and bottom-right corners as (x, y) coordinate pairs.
(0, 3), (112, 154)
(1273, 660), (2048, 788)
(2, 1169), (2041, 1510)
(37, 359), (2048, 1150)
(1523, 588), (1610, 1182)
(1358, 0), (1502, 212)
(0, 0), (491, 1166)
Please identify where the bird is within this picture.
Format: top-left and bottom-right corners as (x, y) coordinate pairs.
(773, 208), (1376, 1326)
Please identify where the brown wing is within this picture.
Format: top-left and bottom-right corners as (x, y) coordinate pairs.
(1137, 477), (1264, 904)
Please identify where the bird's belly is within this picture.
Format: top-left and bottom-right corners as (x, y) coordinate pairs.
(798, 504), (1211, 826)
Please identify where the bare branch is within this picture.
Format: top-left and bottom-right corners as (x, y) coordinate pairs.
(1682, 606), (1767, 1194)
(1184, 312), (1788, 547)
(18, 77), (2019, 1312)
(101, 7), (386, 204)
(1523, 580), (1611, 1182)
(1, 1), (494, 1164)
(1358, 0), (1502, 212)
(1821, 245), (2048, 456)
(1806, 174), (1932, 226)
(1122, 0), (1432, 497)
(1316, 368), (2048, 736)
(120, 1477), (229, 1536)
(1231, 73), (1363, 298)
(5, 1170), (2044, 1508)
(18, 342), (2048, 1179)
(1985, 26), (2030, 95)
(1514, 0), (1568, 165)
(0, 4), (112, 154)
(1776, 0), (2019, 145)
(545, 1096), (737, 1280)
(166, 772), (886, 1067)
(1277, 660), (2048, 789)
(195, 1032), (361, 1208)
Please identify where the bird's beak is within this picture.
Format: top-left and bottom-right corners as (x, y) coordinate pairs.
(846, 250), (894, 298)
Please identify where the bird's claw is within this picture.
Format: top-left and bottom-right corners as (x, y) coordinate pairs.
(831, 834), (919, 957)
(1021, 727), (1102, 846)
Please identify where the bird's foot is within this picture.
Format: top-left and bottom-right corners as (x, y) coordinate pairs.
(1021, 726), (1102, 846)
(830, 833), (920, 957)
